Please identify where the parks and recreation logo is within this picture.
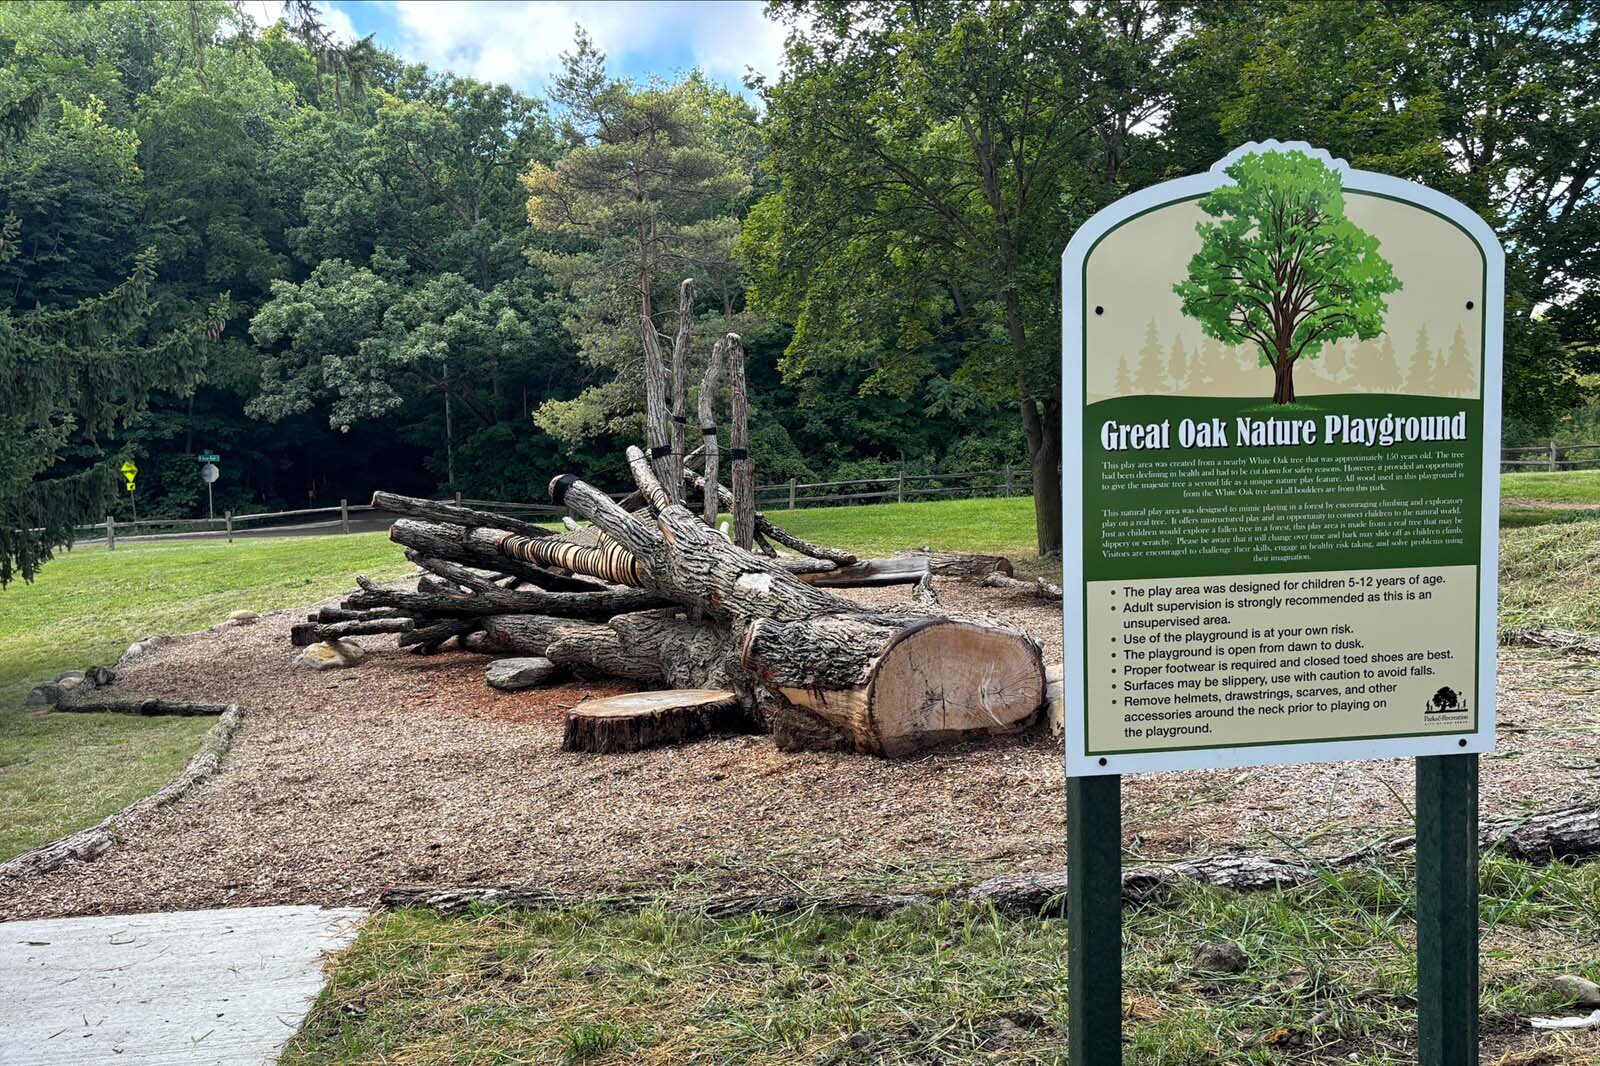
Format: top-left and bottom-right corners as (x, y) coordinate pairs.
(1423, 685), (1470, 719)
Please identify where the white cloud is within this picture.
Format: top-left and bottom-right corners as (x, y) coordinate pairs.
(379, 1), (787, 93)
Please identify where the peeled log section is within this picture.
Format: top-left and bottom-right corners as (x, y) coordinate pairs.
(744, 616), (1045, 756)
(563, 689), (746, 753)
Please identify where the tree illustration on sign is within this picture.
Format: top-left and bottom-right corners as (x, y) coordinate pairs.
(1173, 150), (1402, 404)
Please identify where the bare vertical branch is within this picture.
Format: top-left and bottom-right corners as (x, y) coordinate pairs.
(670, 277), (695, 501)
(640, 282), (674, 500)
(727, 332), (754, 550)
(699, 334), (726, 528)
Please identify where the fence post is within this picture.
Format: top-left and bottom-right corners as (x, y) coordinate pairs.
(1548, 441), (1559, 472)
(225, 510), (233, 543)
(788, 478), (797, 510)
(340, 498), (350, 534)
(1003, 463), (1013, 497)
(455, 490), (463, 506)
(106, 515), (115, 552)
(897, 471), (905, 504)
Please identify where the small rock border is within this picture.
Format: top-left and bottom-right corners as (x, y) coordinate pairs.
(0, 703), (245, 881)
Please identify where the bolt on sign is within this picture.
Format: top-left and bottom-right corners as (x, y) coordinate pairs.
(1063, 141), (1500, 776)
(1059, 142), (1501, 1066)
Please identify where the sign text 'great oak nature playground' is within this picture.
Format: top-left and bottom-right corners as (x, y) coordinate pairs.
(1061, 141), (1502, 777)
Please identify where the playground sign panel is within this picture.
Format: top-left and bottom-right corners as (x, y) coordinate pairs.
(1062, 142), (1502, 777)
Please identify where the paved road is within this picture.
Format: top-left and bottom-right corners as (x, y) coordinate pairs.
(1, 906), (365, 1065)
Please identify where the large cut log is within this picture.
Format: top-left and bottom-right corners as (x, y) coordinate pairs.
(562, 689), (748, 753)
(482, 610), (747, 689)
(743, 615), (1045, 756)
(547, 448), (1046, 755)
(372, 491), (554, 540)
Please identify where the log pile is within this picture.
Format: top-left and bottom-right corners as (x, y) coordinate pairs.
(298, 455), (1046, 757)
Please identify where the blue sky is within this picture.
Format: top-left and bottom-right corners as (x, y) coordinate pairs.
(240, 1), (790, 99)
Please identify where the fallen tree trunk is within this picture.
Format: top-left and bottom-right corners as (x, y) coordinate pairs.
(387, 518), (604, 592)
(344, 575), (666, 619)
(982, 572), (1064, 599)
(371, 491), (554, 540)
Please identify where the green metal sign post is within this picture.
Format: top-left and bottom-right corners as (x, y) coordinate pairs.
(1060, 142), (1500, 1065)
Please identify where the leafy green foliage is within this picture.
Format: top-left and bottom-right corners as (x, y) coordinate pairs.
(1174, 150), (1401, 402)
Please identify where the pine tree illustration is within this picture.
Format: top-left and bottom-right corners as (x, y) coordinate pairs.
(1443, 325), (1478, 397)
(1168, 336), (1189, 392)
(1114, 355), (1133, 395)
(1135, 318), (1166, 393)
(1407, 325), (1436, 393)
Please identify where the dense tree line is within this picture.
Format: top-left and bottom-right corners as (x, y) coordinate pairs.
(2, 0), (1596, 579)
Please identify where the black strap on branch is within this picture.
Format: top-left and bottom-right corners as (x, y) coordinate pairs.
(701, 426), (717, 435)
(730, 448), (749, 461)
(551, 474), (577, 505)
(671, 415), (688, 424)
(649, 445), (672, 458)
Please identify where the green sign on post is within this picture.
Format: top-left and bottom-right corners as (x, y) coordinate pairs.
(1061, 142), (1502, 1064)
(198, 452), (220, 463)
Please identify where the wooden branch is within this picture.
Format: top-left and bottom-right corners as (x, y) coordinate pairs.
(389, 519), (604, 592)
(726, 332), (754, 550)
(345, 574), (667, 619)
(669, 277), (695, 502)
(372, 491), (553, 540)
(699, 334), (724, 528)
(292, 618), (415, 646)
(51, 697), (231, 716)
(982, 572), (1064, 599)
(397, 617), (482, 654)
(685, 469), (856, 565)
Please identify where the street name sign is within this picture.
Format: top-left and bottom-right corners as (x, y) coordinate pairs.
(1060, 142), (1502, 1066)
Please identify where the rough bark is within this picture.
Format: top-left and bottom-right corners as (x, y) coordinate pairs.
(670, 278), (695, 502)
(389, 519), (604, 592)
(982, 572), (1064, 599)
(563, 689), (748, 753)
(52, 697), (231, 716)
(344, 574), (664, 619)
(699, 334), (724, 528)
(726, 333), (754, 550)
(686, 469), (855, 565)
(292, 618), (414, 646)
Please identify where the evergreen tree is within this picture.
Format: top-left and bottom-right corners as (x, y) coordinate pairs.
(1442, 325), (1478, 397)
(1114, 355), (1133, 396)
(1134, 319), (1166, 393)
(1407, 325), (1436, 393)
(0, 93), (229, 585)
(1168, 336), (1189, 392)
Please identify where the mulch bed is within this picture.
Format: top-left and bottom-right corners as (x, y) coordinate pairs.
(1, 580), (1594, 920)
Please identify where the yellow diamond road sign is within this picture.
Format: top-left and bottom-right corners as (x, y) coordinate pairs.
(120, 459), (138, 491)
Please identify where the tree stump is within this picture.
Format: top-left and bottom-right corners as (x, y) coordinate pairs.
(562, 689), (747, 753)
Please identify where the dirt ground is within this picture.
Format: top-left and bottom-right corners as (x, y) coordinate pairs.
(2, 580), (1595, 920)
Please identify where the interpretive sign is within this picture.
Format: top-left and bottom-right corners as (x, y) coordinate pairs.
(1062, 141), (1501, 777)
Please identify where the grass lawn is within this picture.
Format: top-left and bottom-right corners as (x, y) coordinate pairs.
(0, 532), (412, 860)
(283, 853), (1600, 1065)
(776, 495), (1039, 561)
(1500, 469), (1600, 505)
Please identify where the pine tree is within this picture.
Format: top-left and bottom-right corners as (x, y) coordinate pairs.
(1407, 325), (1436, 393)
(1134, 318), (1166, 393)
(0, 93), (230, 586)
(1168, 336), (1189, 392)
(1114, 354), (1133, 395)
(1443, 325), (1478, 397)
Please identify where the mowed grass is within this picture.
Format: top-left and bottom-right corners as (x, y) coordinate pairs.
(1501, 469), (1600, 504)
(774, 495), (1040, 560)
(0, 532), (412, 860)
(282, 853), (1600, 1066)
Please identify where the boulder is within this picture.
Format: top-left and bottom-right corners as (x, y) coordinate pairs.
(57, 676), (82, 691)
(487, 657), (558, 691)
(228, 609), (260, 624)
(26, 683), (62, 707)
(295, 639), (367, 670)
(55, 670), (85, 685)
(85, 665), (116, 688)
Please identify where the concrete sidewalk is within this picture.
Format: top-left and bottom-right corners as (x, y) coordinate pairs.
(0, 906), (365, 1066)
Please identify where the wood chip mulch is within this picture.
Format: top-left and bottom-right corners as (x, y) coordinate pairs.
(2, 580), (1594, 920)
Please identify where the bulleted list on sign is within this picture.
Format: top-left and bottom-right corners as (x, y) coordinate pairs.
(1085, 565), (1477, 754)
